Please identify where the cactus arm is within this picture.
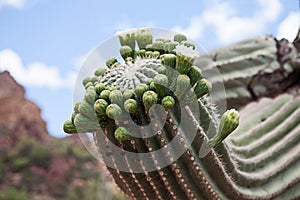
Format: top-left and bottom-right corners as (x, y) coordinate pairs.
(199, 35), (300, 108)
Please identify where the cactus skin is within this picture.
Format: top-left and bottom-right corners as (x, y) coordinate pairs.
(199, 34), (300, 109)
(63, 28), (300, 200)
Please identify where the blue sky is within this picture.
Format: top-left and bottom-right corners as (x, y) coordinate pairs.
(0, 0), (299, 138)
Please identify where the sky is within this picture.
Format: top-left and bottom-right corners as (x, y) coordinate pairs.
(0, 0), (299, 138)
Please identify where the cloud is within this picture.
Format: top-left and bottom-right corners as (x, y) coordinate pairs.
(173, 15), (204, 41)
(277, 12), (299, 42)
(0, 0), (25, 9)
(0, 49), (77, 89)
(172, 0), (282, 45)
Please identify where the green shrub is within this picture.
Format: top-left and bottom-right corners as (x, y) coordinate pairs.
(12, 157), (30, 172)
(29, 143), (51, 168)
(0, 187), (29, 200)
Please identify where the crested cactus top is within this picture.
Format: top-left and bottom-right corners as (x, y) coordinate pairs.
(64, 28), (227, 135)
(61, 28), (300, 200)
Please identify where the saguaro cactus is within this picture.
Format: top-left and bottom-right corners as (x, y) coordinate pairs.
(63, 28), (300, 200)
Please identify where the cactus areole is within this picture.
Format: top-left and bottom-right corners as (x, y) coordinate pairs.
(64, 28), (242, 199)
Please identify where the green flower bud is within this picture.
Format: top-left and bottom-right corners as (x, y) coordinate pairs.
(152, 41), (164, 54)
(111, 61), (122, 69)
(94, 99), (109, 115)
(63, 120), (78, 134)
(174, 33), (187, 43)
(137, 49), (146, 58)
(74, 102), (81, 113)
(106, 86), (116, 91)
(151, 51), (160, 58)
(125, 57), (134, 64)
(71, 112), (76, 123)
(95, 83), (106, 94)
(146, 78), (153, 85)
(135, 83), (149, 99)
(82, 77), (91, 86)
(124, 99), (138, 115)
(79, 100), (97, 120)
(150, 81), (156, 91)
(153, 74), (168, 99)
(194, 79), (212, 98)
(85, 87), (97, 105)
(114, 127), (132, 141)
(187, 66), (202, 86)
(120, 46), (133, 60)
(174, 75), (190, 97)
(94, 68), (106, 76)
(164, 41), (179, 53)
(157, 66), (166, 74)
(145, 44), (153, 51)
(181, 41), (195, 50)
(86, 85), (95, 91)
(74, 113), (100, 132)
(90, 76), (98, 84)
(162, 96), (175, 109)
(176, 53), (194, 74)
(208, 109), (239, 148)
(123, 89), (135, 100)
(161, 54), (177, 68)
(145, 51), (153, 57)
(142, 91), (158, 114)
(106, 104), (122, 120)
(84, 82), (93, 89)
(100, 90), (111, 101)
(106, 58), (118, 68)
(136, 29), (153, 50)
(109, 90), (124, 106)
(118, 32), (135, 50)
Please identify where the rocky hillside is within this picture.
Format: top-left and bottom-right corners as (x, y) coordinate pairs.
(0, 71), (126, 200)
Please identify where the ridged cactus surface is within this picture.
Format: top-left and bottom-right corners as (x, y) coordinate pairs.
(63, 28), (300, 200)
(199, 35), (300, 108)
